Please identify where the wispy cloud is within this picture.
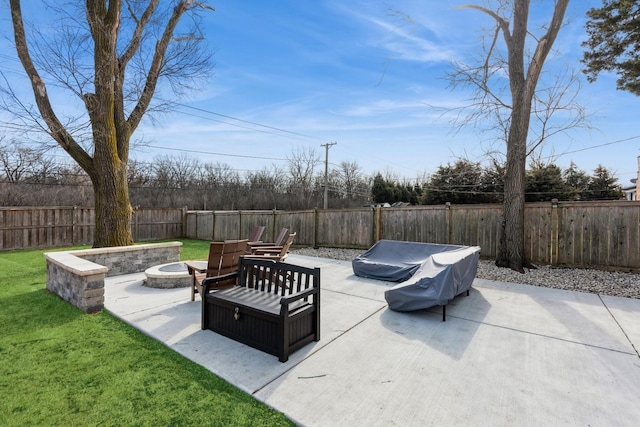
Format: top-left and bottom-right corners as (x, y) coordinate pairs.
(366, 16), (454, 62)
(330, 2), (457, 64)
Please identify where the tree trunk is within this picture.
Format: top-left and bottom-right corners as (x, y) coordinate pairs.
(86, 1), (134, 248)
(496, 100), (530, 272)
(494, 0), (569, 272)
(92, 160), (134, 247)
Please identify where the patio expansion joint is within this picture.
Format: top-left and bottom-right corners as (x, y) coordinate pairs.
(455, 315), (638, 357)
(105, 298), (187, 319)
(598, 294), (640, 359)
(323, 287), (387, 304)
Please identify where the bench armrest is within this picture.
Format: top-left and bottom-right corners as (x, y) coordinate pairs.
(202, 271), (239, 294)
(243, 253), (282, 261)
(279, 286), (318, 305)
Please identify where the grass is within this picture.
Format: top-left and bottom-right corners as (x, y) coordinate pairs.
(0, 239), (294, 426)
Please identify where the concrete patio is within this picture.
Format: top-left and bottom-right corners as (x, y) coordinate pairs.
(105, 254), (640, 426)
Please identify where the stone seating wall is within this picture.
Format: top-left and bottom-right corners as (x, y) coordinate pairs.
(44, 242), (182, 313)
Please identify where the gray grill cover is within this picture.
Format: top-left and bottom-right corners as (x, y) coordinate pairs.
(352, 240), (481, 311)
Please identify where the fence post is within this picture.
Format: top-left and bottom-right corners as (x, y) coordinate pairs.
(375, 206), (382, 243)
(211, 210), (216, 240)
(313, 208), (319, 249)
(550, 199), (560, 266)
(272, 209), (277, 242)
(181, 206), (186, 238)
(445, 202), (452, 244)
(72, 205), (77, 245)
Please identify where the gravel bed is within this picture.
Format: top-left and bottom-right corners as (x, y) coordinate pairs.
(292, 247), (640, 299)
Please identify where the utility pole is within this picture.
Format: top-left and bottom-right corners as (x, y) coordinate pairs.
(321, 142), (337, 209)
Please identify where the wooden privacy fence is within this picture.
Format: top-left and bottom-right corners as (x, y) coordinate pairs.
(186, 201), (640, 271)
(2, 202), (639, 270)
(0, 206), (185, 251)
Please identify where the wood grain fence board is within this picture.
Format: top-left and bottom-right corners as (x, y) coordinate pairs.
(212, 211), (241, 241)
(401, 206), (447, 244)
(561, 204), (589, 266)
(239, 210), (276, 241)
(0, 207), (180, 250)
(0, 210), (4, 250)
(316, 209), (372, 248)
(132, 208), (183, 241)
(556, 201), (640, 269)
(76, 207), (94, 245)
(274, 210), (315, 247)
(189, 211), (214, 240)
(58, 209), (68, 246)
(607, 204), (639, 268)
(449, 207), (469, 246)
(590, 205), (608, 266)
(524, 204), (553, 264)
(422, 206), (449, 244)
(380, 206), (443, 243)
(403, 208), (422, 242)
(450, 205), (502, 257)
(379, 207), (406, 241)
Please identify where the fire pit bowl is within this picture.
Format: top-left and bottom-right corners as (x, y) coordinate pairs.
(144, 262), (191, 289)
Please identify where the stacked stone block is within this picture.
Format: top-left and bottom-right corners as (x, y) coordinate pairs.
(44, 242), (182, 313)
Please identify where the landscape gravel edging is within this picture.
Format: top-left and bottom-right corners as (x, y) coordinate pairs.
(292, 247), (640, 299)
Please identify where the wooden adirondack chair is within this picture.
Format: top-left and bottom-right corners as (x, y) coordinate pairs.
(247, 226), (266, 245)
(246, 227), (288, 253)
(186, 239), (248, 301)
(244, 232), (296, 288)
(245, 232), (295, 261)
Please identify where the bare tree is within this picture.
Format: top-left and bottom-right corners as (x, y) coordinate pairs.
(447, 0), (572, 272)
(325, 161), (371, 207)
(245, 165), (286, 210)
(0, 139), (40, 183)
(200, 161), (242, 210)
(337, 161), (362, 201)
(160, 153), (201, 189)
(287, 147), (321, 209)
(7, 0), (214, 247)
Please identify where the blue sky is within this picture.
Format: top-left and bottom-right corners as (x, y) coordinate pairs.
(2, 1), (639, 186)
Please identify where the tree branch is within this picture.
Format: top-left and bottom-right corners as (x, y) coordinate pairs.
(9, 0), (92, 172)
(127, 1), (214, 134)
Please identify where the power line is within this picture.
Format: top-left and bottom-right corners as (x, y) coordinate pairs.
(144, 144), (288, 162)
(167, 100), (322, 141)
(557, 135), (640, 156)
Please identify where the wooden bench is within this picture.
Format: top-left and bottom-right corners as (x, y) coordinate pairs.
(201, 257), (320, 362)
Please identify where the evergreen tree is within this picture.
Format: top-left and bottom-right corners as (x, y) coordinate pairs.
(421, 160), (484, 205)
(563, 162), (590, 200)
(525, 163), (570, 202)
(585, 165), (624, 200)
(371, 173), (394, 204)
(479, 161), (504, 204)
(582, 1), (640, 95)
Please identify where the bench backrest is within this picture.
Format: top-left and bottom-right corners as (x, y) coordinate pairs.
(237, 256), (320, 297)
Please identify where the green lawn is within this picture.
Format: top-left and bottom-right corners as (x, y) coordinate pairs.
(0, 239), (294, 426)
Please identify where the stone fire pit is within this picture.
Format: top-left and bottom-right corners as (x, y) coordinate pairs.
(144, 262), (192, 289)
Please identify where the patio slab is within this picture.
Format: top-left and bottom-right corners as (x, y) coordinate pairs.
(105, 254), (640, 426)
